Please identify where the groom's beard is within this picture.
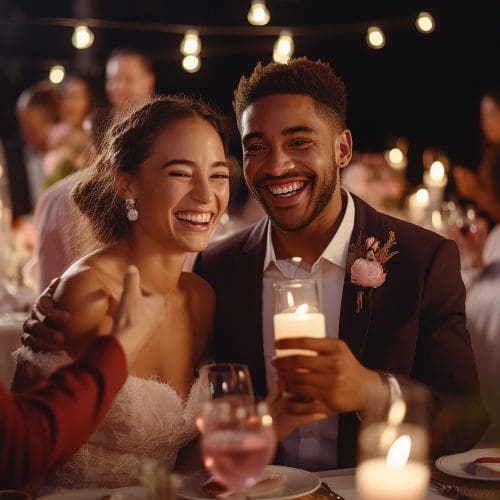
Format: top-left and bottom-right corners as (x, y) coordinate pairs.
(252, 154), (339, 233)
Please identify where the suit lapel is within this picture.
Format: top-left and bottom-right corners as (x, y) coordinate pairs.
(238, 227), (268, 396)
(338, 195), (380, 362)
(219, 219), (268, 396)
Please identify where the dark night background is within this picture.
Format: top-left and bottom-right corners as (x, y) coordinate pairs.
(0, 0), (499, 186)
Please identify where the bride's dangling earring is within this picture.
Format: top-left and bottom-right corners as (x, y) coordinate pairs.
(125, 197), (139, 221)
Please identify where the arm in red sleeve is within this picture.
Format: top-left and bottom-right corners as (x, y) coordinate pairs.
(0, 335), (128, 488)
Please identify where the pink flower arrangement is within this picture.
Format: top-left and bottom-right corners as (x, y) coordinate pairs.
(347, 232), (398, 312)
(350, 258), (387, 288)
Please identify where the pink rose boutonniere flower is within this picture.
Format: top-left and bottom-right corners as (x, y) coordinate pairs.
(347, 231), (398, 312)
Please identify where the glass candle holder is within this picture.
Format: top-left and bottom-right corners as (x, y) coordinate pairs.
(356, 383), (431, 500)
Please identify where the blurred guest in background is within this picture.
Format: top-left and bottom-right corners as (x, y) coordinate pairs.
(59, 74), (95, 131)
(450, 144), (500, 445)
(105, 47), (155, 115)
(454, 88), (500, 221)
(42, 74), (96, 189)
(33, 108), (107, 292)
(32, 48), (157, 292)
(2, 82), (61, 220)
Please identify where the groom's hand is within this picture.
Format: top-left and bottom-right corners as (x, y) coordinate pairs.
(272, 337), (386, 414)
(21, 277), (70, 352)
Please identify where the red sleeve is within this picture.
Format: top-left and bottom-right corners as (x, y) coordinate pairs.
(0, 336), (128, 488)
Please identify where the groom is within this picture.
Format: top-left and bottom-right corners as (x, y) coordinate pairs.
(194, 57), (489, 469)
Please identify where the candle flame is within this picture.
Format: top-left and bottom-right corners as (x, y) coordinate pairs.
(386, 435), (412, 469)
(286, 291), (295, 308)
(415, 188), (429, 204)
(296, 303), (309, 315)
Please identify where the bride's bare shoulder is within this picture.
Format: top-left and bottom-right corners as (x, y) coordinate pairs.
(53, 252), (115, 340)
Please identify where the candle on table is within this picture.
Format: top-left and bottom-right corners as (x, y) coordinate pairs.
(407, 188), (430, 225)
(356, 426), (430, 500)
(356, 457), (430, 500)
(424, 161), (448, 210)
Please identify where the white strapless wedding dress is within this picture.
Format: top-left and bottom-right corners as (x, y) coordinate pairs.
(13, 346), (207, 489)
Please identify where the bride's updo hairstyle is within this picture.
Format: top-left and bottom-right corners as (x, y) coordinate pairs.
(72, 95), (228, 245)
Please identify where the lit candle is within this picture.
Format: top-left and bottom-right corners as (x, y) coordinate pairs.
(407, 188), (430, 224)
(356, 426), (430, 500)
(273, 304), (325, 357)
(423, 161), (448, 188)
(357, 458), (429, 500)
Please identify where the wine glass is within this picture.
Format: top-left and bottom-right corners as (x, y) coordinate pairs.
(356, 383), (431, 500)
(200, 399), (277, 498)
(200, 363), (254, 401)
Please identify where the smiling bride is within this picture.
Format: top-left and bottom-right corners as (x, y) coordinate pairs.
(12, 95), (231, 489)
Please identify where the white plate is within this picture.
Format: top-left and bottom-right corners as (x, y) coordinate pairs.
(39, 486), (143, 499)
(435, 447), (500, 481)
(177, 465), (320, 499)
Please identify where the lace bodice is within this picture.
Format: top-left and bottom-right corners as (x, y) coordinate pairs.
(13, 347), (207, 489)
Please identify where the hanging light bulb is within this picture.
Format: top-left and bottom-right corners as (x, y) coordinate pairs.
(247, 0), (270, 26)
(415, 12), (435, 34)
(180, 30), (201, 56)
(72, 24), (94, 49)
(49, 65), (65, 84)
(366, 26), (385, 49)
(182, 55), (201, 73)
(273, 31), (294, 64)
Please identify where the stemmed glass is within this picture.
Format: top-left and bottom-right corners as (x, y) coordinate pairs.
(200, 363), (254, 401)
(197, 363), (254, 432)
(200, 399), (277, 498)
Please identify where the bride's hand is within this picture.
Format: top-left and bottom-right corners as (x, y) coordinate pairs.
(266, 382), (330, 441)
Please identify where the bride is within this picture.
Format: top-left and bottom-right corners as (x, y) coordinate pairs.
(13, 95), (231, 489)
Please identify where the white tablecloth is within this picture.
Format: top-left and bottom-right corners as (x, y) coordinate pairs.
(0, 312), (25, 386)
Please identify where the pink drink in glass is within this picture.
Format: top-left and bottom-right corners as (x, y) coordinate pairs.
(202, 427), (276, 491)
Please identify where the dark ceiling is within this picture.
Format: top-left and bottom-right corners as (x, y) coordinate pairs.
(1, 0), (499, 181)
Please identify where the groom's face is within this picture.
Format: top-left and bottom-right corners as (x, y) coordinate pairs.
(240, 93), (347, 232)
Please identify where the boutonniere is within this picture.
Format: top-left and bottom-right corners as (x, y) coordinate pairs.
(346, 231), (398, 313)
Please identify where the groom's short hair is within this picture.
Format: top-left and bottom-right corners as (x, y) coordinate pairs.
(233, 57), (347, 132)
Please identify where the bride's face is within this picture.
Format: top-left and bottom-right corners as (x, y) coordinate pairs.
(126, 116), (230, 252)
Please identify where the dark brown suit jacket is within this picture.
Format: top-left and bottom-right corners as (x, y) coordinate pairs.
(195, 194), (489, 468)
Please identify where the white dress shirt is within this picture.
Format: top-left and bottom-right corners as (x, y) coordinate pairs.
(262, 189), (355, 471)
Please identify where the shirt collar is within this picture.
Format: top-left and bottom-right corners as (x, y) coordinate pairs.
(263, 188), (356, 271)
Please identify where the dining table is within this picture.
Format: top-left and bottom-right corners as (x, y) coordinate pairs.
(35, 464), (500, 499)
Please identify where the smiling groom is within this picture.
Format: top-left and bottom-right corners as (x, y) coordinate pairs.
(195, 57), (489, 470)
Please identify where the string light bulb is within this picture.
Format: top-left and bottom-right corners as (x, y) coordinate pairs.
(72, 24), (94, 49)
(247, 0), (270, 26)
(273, 30), (294, 64)
(182, 55), (201, 73)
(180, 30), (201, 56)
(415, 12), (435, 34)
(366, 26), (385, 49)
(49, 65), (65, 84)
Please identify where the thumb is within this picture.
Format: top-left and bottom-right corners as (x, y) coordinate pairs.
(120, 265), (141, 305)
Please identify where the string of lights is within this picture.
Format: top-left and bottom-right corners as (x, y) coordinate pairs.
(0, 4), (436, 79)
